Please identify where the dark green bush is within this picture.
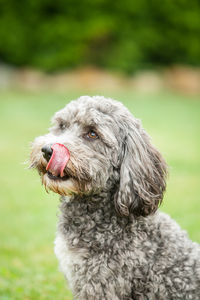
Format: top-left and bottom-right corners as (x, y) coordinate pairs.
(0, 0), (199, 73)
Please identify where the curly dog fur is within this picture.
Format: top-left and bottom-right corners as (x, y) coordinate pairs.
(30, 96), (200, 299)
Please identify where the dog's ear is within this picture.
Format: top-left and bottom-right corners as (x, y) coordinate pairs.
(114, 117), (167, 217)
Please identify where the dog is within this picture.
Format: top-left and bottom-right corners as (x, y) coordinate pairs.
(30, 96), (200, 299)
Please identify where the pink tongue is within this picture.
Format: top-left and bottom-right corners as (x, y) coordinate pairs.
(46, 143), (70, 177)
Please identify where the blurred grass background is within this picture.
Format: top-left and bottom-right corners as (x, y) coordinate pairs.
(0, 0), (200, 299)
(0, 89), (199, 300)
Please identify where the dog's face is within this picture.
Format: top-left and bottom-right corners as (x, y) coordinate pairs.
(30, 96), (123, 196)
(30, 96), (167, 217)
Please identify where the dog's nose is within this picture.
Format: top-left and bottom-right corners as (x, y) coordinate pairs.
(41, 145), (53, 162)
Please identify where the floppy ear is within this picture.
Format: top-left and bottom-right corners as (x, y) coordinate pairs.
(114, 117), (167, 217)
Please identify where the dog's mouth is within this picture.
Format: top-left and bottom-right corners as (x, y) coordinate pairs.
(47, 171), (70, 181)
(34, 143), (91, 195)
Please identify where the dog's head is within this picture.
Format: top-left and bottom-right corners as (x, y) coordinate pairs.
(30, 96), (167, 217)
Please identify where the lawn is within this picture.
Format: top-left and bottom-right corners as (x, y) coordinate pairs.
(0, 89), (200, 300)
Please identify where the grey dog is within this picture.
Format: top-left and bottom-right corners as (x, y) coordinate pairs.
(30, 96), (200, 299)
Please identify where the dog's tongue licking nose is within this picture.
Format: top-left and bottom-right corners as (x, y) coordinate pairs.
(46, 143), (70, 177)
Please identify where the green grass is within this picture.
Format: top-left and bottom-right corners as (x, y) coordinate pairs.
(0, 89), (200, 299)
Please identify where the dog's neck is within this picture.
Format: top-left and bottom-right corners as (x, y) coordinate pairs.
(57, 191), (134, 252)
(59, 191), (117, 225)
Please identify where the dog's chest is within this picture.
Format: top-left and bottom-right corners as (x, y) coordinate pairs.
(54, 233), (85, 287)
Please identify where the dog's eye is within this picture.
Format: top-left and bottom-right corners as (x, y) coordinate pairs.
(86, 130), (99, 140)
(59, 122), (66, 131)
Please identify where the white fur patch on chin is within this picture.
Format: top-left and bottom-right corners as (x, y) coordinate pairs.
(42, 173), (77, 196)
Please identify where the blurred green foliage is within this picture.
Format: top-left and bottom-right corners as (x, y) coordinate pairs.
(0, 0), (200, 72)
